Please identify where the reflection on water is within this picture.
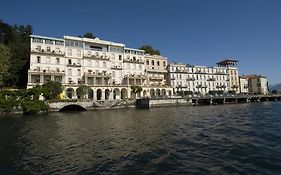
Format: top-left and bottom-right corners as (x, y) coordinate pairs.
(1, 102), (281, 174)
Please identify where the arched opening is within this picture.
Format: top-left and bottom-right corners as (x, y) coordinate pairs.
(97, 89), (102, 100)
(168, 90), (172, 96)
(105, 89), (110, 100)
(150, 89), (155, 98)
(121, 88), (128, 99)
(137, 91), (141, 98)
(88, 89), (93, 100)
(59, 105), (87, 112)
(156, 89), (161, 97)
(113, 88), (120, 99)
(161, 89), (166, 96)
(130, 90), (136, 99)
(66, 88), (74, 99)
(143, 90), (147, 97)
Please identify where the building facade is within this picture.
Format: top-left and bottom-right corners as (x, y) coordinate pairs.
(144, 54), (168, 86)
(246, 75), (269, 95)
(239, 76), (249, 94)
(167, 63), (229, 95)
(216, 59), (240, 93)
(28, 35), (173, 100)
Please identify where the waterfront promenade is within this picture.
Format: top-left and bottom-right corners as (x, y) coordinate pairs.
(48, 94), (281, 111)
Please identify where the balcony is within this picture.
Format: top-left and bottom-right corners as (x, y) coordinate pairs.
(123, 58), (145, 64)
(111, 65), (122, 70)
(31, 49), (64, 56)
(146, 69), (167, 73)
(124, 74), (147, 79)
(83, 54), (110, 61)
(28, 69), (65, 75)
(150, 77), (164, 80)
(232, 85), (239, 88)
(216, 85), (226, 88)
(84, 71), (111, 78)
(67, 63), (81, 67)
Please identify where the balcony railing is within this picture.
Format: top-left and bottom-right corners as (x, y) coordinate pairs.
(83, 54), (110, 60)
(123, 58), (145, 64)
(84, 72), (111, 78)
(216, 85), (226, 88)
(111, 65), (122, 70)
(31, 49), (64, 56)
(67, 63), (81, 67)
(28, 69), (65, 75)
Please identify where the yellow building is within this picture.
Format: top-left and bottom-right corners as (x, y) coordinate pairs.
(144, 54), (168, 86)
(217, 59), (240, 93)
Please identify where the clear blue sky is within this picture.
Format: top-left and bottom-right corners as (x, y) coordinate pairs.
(1, 0), (281, 84)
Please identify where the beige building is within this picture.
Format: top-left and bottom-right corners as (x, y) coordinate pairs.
(246, 75), (269, 95)
(144, 54), (168, 86)
(28, 35), (173, 100)
(239, 76), (249, 94)
(167, 63), (229, 95)
(217, 59), (239, 93)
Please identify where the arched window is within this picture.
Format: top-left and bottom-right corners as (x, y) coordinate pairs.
(146, 60), (149, 65)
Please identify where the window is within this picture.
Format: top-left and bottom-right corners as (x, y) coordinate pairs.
(119, 55), (122, 60)
(45, 39), (53, 45)
(32, 38), (43, 43)
(67, 49), (72, 56)
(46, 57), (51, 64)
(56, 58), (60, 64)
(68, 68), (72, 76)
(36, 45), (41, 51)
(77, 69), (81, 76)
(157, 61), (160, 66)
(103, 62), (106, 68)
(47, 47), (51, 52)
(37, 56), (41, 63)
(55, 41), (64, 46)
(152, 60), (155, 65)
(77, 50), (81, 57)
(146, 60), (149, 65)
(163, 61), (166, 67)
(68, 59), (72, 65)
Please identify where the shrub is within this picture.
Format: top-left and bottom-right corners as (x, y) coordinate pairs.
(21, 100), (48, 115)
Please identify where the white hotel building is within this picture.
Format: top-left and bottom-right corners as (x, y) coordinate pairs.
(27, 35), (172, 100)
(167, 63), (230, 95)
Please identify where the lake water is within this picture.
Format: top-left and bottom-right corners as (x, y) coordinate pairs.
(1, 102), (281, 174)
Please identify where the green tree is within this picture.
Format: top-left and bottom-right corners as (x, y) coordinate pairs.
(42, 81), (63, 100)
(0, 44), (11, 88)
(139, 45), (161, 55)
(0, 20), (32, 88)
(76, 85), (90, 99)
(83, 32), (96, 39)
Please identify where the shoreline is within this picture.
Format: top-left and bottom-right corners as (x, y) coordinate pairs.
(1, 94), (281, 116)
